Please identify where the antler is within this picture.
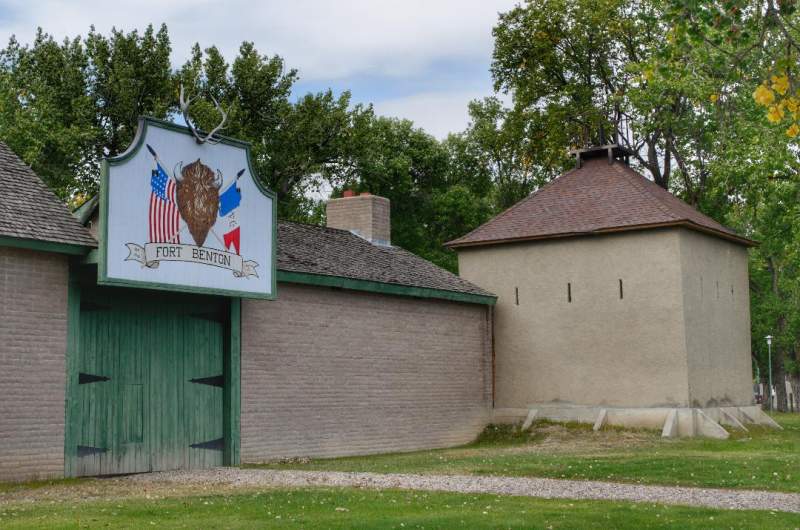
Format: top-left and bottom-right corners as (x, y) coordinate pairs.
(203, 96), (227, 145)
(179, 84), (227, 145)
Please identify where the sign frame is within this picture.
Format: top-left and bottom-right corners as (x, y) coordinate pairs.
(98, 116), (277, 299)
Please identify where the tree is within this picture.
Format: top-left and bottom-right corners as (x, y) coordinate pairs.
(445, 98), (550, 211)
(489, 0), (734, 205)
(176, 42), (369, 219)
(0, 27), (371, 220)
(664, 0), (800, 137)
(0, 25), (173, 199)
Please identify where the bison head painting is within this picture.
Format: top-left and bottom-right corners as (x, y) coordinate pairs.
(174, 159), (222, 247)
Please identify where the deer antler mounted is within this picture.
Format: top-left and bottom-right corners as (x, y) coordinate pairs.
(179, 84), (228, 145)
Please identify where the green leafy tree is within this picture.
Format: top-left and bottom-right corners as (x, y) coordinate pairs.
(664, 0), (800, 137)
(492, 1), (657, 179)
(445, 97), (558, 211)
(176, 42), (370, 219)
(0, 25), (173, 199)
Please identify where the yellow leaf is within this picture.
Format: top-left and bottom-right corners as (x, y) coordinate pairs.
(753, 84), (775, 106)
(767, 105), (785, 123)
(772, 74), (790, 96)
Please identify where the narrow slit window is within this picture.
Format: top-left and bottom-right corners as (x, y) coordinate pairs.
(567, 282), (572, 303)
(619, 279), (624, 299)
(515, 286), (519, 306)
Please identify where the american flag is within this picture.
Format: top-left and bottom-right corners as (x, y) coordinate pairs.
(149, 163), (181, 243)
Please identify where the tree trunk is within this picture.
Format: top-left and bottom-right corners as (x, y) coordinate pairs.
(772, 349), (788, 412)
(790, 374), (800, 413)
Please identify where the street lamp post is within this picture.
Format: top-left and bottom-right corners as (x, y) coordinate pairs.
(765, 335), (773, 411)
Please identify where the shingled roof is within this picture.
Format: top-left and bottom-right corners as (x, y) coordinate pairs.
(0, 142), (96, 248)
(278, 221), (495, 302)
(447, 157), (754, 248)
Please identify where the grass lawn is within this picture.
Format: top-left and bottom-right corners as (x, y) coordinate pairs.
(254, 413), (800, 492)
(2, 487), (799, 529)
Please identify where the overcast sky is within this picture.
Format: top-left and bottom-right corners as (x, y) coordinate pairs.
(0, 0), (519, 139)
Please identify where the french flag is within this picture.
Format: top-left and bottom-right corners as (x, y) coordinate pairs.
(219, 172), (243, 254)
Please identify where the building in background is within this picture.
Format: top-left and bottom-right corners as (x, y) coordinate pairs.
(448, 145), (778, 437)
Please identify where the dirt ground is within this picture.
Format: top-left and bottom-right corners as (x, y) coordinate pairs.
(0, 476), (248, 506)
(505, 423), (661, 454)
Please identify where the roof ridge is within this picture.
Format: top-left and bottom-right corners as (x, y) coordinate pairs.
(280, 219), (363, 236)
(610, 162), (680, 222)
(447, 165), (580, 245)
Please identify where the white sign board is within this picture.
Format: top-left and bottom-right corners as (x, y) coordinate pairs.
(99, 118), (276, 298)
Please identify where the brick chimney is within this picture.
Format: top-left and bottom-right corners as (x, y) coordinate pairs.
(326, 191), (391, 246)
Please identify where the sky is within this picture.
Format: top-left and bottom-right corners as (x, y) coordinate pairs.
(0, 0), (519, 139)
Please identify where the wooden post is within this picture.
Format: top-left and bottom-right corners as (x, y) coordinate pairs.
(223, 297), (241, 466)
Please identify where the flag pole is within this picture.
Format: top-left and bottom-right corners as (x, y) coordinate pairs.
(145, 144), (164, 167)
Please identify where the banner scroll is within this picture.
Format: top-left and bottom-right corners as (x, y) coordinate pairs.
(125, 242), (259, 278)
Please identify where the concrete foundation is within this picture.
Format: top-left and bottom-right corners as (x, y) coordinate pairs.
(493, 404), (780, 439)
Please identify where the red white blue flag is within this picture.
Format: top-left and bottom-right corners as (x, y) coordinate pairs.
(149, 162), (181, 243)
(220, 169), (245, 255)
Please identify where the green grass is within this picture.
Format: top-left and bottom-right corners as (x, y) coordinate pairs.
(253, 413), (800, 492)
(2, 487), (799, 529)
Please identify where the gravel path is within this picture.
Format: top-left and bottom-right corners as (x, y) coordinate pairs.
(126, 468), (800, 513)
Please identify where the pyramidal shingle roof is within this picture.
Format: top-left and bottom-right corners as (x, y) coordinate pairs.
(0, 142), (96, 247)
(446, 157), (754, 248)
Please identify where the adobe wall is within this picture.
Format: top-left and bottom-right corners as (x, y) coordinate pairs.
(679, 230), (753, 407)
(458, 229), (693, 409)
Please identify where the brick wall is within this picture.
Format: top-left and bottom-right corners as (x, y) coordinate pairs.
(326, 194), (391, 245)
(241, 283), (492, 461)
(0, 247), (69, 481)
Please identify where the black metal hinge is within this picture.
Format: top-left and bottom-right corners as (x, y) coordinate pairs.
(79, 372), (111, 384)
(189, 375), (224, 388)
(77, 445), (107, 457)
(190, 437), (224, 451)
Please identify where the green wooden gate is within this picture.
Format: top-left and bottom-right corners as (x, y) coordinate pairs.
(65, 280), (239, 476)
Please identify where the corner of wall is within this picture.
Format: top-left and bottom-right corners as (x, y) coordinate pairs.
(675, 230), (694, 408)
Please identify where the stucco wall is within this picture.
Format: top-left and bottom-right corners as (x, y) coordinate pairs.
(0, 247), (69, 481)
(240, 283), (491, 461)
(679, 230), (753, 407)
(458, 229), (693, 409)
